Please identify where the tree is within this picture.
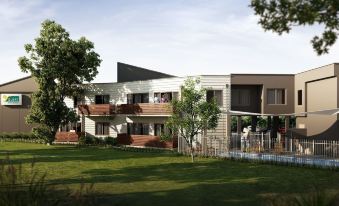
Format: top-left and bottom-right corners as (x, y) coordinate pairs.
(166, 78), (221, 162)
(250, 0), (339, 55)
(18, 20), (101, 144)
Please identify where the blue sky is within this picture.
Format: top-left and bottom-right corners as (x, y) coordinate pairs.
(1, 0), (339, 84)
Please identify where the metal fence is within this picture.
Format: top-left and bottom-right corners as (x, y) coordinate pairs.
(177, 133), (339, 168)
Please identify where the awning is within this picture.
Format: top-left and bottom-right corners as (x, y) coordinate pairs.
(224, 108), (339, 116)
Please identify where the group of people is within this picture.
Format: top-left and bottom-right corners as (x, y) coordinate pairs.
(154, 95), (169, 103)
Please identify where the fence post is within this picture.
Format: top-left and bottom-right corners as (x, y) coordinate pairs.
(290, 139), (293, 153)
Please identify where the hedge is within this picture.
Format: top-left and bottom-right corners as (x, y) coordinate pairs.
(0, 132), (46, 144)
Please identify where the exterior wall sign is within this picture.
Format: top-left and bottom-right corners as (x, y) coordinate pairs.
(1, 94), (22, 105)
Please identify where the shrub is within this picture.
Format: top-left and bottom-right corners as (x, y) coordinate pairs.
(32, 126), (52, 143)
(104, 136), (116, 146)
(78, 135), (94, 145)
(0, 132), (44, 144)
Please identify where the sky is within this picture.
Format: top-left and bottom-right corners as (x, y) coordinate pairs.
(1, 0), (339, 84)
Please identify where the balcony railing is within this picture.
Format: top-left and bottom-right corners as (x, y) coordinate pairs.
(78, 104), (115, 115)
(117, 103), (172, 115)
(78, 103), (172, 116)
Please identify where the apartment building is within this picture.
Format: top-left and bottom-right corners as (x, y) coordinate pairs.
(76, 64), (231, 147)
(0, 62), (338, 146)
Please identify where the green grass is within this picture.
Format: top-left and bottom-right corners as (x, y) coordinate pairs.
(1, 142), (339, 206)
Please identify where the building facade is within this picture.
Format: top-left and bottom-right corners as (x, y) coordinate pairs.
(0, 62), (338, 145)
(0, 76), (37, 133)
(77, 75), (231, 147)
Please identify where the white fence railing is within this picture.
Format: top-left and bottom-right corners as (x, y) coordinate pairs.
(177, 133), (339, 167)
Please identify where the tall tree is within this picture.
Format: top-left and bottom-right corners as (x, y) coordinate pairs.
(166, 78), (221, 162)
(18, 20), (101, 143)
(250, 0), (339, 55)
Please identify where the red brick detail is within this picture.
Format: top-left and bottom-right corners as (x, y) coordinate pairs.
(55, 132), (82, 142)
(117, 134), (177, 148)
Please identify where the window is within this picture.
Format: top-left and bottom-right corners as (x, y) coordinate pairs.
(154, 124), (165, 136)
(95, 122), (110, 135)
(206, 90), (223, 106)
(127, 93), (149, 104)
(267, 89), (286, 104)
(231, 89), (250, 106)
(298, 90), (302, 105)
(154, 92), (179, 103)
(95, 95), (110, 104)
(127, 123), (149, 135)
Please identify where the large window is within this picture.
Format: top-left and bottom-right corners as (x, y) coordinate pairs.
(95, 122), (110, 135)
(95, 95), (110, 104)
(298, 90), (302, 105)
(154, 92), (179, 103)
(231, 89), (250, 106)
(267, 89), (286, 105)
(206, 90), (223, 106)
(127, 93), (149, 104)
(127, 123), (149, 135)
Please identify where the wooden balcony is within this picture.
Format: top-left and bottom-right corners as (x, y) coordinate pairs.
(78, 104), (115, 115)
(117, 103), (172, 115)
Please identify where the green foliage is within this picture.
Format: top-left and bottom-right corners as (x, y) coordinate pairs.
(250, 0), (339, 55)
(0, 132), (45, 144)
(32, 126), (51, 143)
(166, 78), (221, 162)
(18, 19), (101, 144)
(104, 136), (117, 146)
(0, 155), (96, 206)
(78, 135), (116, 146)
(160, 133), (172, 142)
(265, 187), (339, 206)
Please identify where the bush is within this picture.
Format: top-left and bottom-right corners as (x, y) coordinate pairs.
(79, 135), (116, 146)
(104, 136), (116, 146)
(0, 132), (45, 144)
(32, 126), (52, 143)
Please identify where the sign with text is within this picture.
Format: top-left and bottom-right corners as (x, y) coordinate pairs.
(1, 94), (22, 105)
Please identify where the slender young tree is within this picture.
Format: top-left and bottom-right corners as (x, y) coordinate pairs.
(166, 78), (221, 162)
(250, 0), (339, 55)
(18, 20), (101, 143)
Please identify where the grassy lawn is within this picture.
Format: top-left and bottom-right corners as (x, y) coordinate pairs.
(1, 142), (339, 206)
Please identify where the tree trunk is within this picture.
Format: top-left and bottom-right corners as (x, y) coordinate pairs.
(50, 127), (58, 145)
(190, 145), (194, 163)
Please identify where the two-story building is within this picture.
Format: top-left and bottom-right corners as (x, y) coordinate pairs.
(1, 62), (339, 146)
(76, 63), (231, 147)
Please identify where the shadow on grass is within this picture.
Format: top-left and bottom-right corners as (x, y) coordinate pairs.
(47, 159), (339, 206)
(0, 145), (176, 164)
(91, 183), (263, 206)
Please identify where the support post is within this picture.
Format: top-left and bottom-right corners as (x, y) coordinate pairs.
(251, 116), (257, 132)
(237, 116), (242, 135)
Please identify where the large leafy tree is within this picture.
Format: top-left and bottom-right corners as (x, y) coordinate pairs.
(18, 20), (101, 143)
(250, 0), (339, 55)
(166, 78), (221, 162)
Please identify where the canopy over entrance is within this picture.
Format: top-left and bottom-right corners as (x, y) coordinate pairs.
(224, 108), (339, 116)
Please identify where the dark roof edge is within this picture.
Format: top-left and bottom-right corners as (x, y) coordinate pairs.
(0, 75), (32, 87)
(117, 62), (176, 78)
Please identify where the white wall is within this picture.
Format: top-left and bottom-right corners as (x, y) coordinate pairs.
(81, 75), (231, 139)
